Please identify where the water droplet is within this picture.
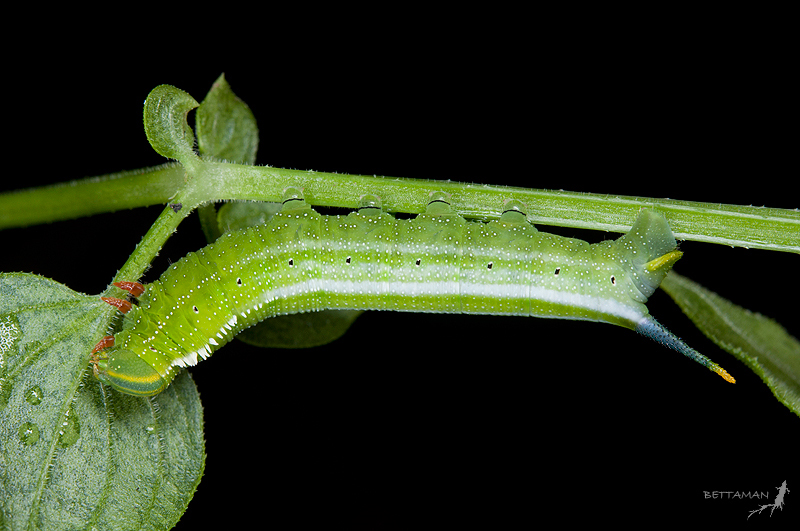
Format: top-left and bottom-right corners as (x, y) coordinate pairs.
(57, 406), (80, 447)
(24, 385), (43, 405)
(18, 421), (40, 445)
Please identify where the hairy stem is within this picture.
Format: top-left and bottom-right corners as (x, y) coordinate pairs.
(1, 161), (798, 253)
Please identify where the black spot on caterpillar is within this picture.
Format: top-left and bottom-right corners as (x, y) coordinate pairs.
(94, 191), (735, 396)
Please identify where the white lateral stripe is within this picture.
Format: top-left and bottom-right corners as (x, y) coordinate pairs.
(253, 278), (644, 323)
(167, 274), (642, 370)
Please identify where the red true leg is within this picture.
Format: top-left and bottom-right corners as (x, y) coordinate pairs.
(91, 335), (115, 354)
(101, 297), (132, 314)
(90, 336), (115, 377)
(113, 281), (145, 297)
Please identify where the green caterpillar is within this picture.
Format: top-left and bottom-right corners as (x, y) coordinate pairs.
(93, 190), (734, 396)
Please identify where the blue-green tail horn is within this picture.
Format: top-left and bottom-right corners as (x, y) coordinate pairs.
(636, 317), (736, 383)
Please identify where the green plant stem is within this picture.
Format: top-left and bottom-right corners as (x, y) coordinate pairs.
(109, 200), (195, 295)
(200, 163), (800, 252)
(0, 163), (185, 229)
(1, 160), (798, 252)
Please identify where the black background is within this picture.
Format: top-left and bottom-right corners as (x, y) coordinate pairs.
(3, 27), (797, 528)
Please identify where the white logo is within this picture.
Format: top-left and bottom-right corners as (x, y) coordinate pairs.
(748, 480), (789, 520)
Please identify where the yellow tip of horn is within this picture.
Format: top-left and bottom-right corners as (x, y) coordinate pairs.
(714, 366), (736, 384)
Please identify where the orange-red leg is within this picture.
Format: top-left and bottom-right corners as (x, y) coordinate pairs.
(90, 336), (115, 377)
(113, 281), (145, 297)
(101, 297), (132, 314)
(91, 335), (115, 354)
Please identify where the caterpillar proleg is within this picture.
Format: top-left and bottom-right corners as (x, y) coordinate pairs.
(93, 191), (734, 396)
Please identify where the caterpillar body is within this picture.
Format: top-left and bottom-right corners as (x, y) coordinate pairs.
(94, 190), (735, 396)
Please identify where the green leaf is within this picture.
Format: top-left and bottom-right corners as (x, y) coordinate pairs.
(196, 203), (223, 245)
(236, 309), (364, 349)
(0, 273), (204, 530)
(196, 73), (259, 165)
(661, 271), (800, 417)
(143, 85), (200, 165)
(217, 201), (281, 233)
(194, 74), (260, 247)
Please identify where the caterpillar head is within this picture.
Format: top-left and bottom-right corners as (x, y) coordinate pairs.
(617, 210), (681, 300)
(95, 347), (169, 397)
